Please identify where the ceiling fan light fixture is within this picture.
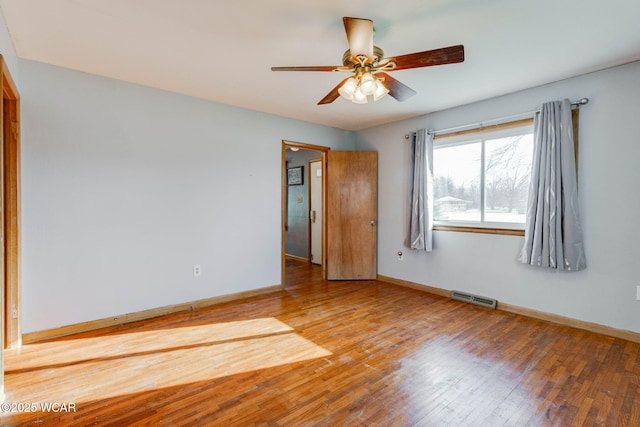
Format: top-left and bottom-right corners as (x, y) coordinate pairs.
(338, 77), (358, 100)
(373, 80), (389, 101)
(272, 17), (465, 106)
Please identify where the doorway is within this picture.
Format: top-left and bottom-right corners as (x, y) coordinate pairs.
(281, 141), (329, 286)
(0, 55), (21, 399)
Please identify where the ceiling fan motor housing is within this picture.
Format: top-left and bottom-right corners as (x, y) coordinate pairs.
(342, 46), (385, 68)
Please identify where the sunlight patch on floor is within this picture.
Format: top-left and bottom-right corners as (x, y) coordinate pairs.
(5, 317), (294, 372)
(4, 318), (331, 405)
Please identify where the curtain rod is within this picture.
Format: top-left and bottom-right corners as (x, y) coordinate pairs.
(404, 98), (589, 139)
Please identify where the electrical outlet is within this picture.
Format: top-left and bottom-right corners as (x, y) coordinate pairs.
(193, 265), (202, 277)
(397, 251), (403, 261)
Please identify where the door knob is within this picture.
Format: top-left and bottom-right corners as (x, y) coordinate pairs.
(370, 220), (376, 226)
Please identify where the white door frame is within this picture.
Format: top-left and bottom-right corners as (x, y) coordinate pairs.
(308, 159), (323, 265)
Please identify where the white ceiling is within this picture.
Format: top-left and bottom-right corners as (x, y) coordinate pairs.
(1, 0), (639, 131)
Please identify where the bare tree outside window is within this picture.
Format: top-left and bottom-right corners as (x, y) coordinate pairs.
(433, 142), (481, 221)
(485, 134), (533, 223)
(433, 127), (533, 228)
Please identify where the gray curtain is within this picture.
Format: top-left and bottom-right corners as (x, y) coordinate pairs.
(520, 99), (586, 270)
(406, 129), (434, 251)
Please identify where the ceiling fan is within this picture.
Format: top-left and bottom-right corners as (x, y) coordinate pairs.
(271, 17), (464, 105)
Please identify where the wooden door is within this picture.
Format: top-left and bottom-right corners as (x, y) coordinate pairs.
(326, 151), (377, 280)
(309, 160), (323, 265)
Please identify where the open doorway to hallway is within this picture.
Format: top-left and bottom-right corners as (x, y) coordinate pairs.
(281, 141), (329, 287)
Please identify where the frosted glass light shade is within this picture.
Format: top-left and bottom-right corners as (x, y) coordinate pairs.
(338, 77), (358, 100)
(352, 87), (368, 104)
(359, 72), (377, 96)
(373, 81), (389, 101)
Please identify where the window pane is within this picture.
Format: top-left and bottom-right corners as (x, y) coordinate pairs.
(484, 134), (533, 223)
(434, 142), (481, 222)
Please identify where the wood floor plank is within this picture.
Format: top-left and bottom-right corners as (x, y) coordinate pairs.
(2, 258), (640, 426)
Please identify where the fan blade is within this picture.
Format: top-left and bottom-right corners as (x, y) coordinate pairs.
(388, 45), (464, 71)
(317, 77), (353, 105)
(343, 17), (374, 59)
(271, 66), (341, 72)
(376, 72), (416, 102)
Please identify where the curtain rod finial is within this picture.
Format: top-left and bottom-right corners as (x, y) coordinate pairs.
(404, 134), (410, 140)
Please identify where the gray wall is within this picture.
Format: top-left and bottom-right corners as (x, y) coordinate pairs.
(356, 60), (640, 334)
(19, 59), (354, 333)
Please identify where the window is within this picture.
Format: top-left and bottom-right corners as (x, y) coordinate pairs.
(433, 121), (534, 231)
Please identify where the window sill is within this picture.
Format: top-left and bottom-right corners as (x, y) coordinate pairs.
(433, 225), (525, 236)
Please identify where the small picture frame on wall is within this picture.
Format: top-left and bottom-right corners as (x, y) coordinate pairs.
(287, 166), (304, 185)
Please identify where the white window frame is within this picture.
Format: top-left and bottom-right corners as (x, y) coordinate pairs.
(433, 121), (534, 232)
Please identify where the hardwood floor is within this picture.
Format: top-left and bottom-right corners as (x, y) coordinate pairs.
(3, 258), (640, 426)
